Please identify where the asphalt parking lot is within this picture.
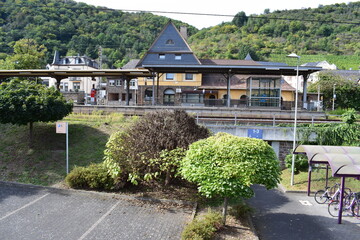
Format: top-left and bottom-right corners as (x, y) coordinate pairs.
(247, 185), (360, 240)
(0, 182), (193, 240)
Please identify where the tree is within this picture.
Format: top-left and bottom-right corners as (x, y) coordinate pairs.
(232, 11), (248, 28)
(0, 80), (73, 144)
(2, 39), (47, 69)
(180, 132), (281, 224)
(308, 72), (360, 110)
(103, 110), (210, 187)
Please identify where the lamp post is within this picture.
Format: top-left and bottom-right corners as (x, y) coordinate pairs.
(287, 53), (300, 186)
(332, 84), (336, 111)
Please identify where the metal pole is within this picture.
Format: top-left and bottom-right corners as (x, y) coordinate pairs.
(227, 71), (231, 108)
(338, 177), (345, 224)
(66, 122), (69, 174)
(317, 85), (320, 111)
(152, 76), (155, 106)
(332, 84), (336, 111)
(290, 54), (300, 186)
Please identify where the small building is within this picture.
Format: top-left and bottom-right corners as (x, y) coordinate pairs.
(108, 21), (321, 109)
(43, 51), (101, 104)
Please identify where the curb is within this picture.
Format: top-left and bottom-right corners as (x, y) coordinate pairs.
(246, 213), (260, 240)
(277, 183), (315, 194)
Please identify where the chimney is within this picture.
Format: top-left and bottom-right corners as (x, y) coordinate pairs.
(180, 26), (188, 40)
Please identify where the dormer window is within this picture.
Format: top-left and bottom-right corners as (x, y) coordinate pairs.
(159, 54), (165, 60)
(166, 39), (174, 45)
(175, 54), (182, 60)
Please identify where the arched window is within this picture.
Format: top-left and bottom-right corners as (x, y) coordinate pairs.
(144, 88), (153, 101)
(163, 88), (175, 105)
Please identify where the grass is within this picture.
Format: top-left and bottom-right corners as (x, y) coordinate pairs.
(0, 112), (132, 186)
(281, 167), (360, 193)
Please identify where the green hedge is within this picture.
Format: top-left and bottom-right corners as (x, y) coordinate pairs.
(65, 163), (114, 190)
(181, 210), (223, 240)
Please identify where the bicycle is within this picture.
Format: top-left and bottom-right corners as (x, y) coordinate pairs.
(328, 191), (360, 217)
(314, 183), (351, 204)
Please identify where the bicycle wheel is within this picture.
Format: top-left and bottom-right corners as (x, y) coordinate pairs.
(315, 190), (328, 204)
(328, 201), (341, 217)
(351, 201), (360, 217)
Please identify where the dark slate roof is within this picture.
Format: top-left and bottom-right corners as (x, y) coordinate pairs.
(122, 59), (140, 69)
(137, 21), (200, 67)
(50, 51), (99, 69)
(199, 59), (261, 66)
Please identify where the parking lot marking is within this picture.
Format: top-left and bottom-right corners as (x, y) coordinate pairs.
(78, 201), (120, 240)
(0, 193), (50, 221)
(299, 200), (313, 206)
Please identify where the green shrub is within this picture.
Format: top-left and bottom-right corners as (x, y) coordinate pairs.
(103, 110), (209, 187)
(284, 154), (308, 174)
(181, 210), (223, 240)
(65, 163), (114, 190)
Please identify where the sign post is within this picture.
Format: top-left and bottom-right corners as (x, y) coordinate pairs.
(56, 122), (69, 174)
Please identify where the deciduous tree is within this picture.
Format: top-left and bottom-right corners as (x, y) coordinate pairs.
(0, 80), (73, 144)
(180, 132), (281, 224)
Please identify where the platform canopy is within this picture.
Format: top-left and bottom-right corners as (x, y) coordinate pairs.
(294, 145), (360, 224)
(294, 145), (360, 169)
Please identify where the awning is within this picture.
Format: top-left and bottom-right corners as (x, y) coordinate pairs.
(294, 145), (360, 224)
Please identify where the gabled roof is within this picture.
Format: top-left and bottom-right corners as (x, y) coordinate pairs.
(137, 21), (200, 67)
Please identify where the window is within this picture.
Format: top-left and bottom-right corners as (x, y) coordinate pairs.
(109, 80), (115, 86)
(181, 93), (203, 103)
(145, 88), (153, 101)
(166, 39), (174, 45)
(163, 88), (175, 105)
(185, 73), (193, 80)
(64, 83), (69, 92)
(73, 82), (80, 91)
(247, 77), (281, 107)
(115, 80), (122, 86)
(130, 79), (136, 87)
(166, 73), (175, 80)
(175, 54), (182, 60)
(159, 54), (165, 60)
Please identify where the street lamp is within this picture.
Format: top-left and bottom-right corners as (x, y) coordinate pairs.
(287, 53), (300, 186)
(332, 84), (336, 111)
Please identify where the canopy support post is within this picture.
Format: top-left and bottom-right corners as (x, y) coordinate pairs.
(325, 164), (329, 188)
(338, 177), (346, 224)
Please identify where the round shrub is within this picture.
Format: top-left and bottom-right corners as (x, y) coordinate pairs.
(65, 163), (114, 190)
(181, 132), (281, 199)
(103, 110), (210, 186)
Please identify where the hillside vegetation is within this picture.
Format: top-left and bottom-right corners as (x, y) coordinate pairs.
(189, 2), (360, 69)
(0, 0), (359, 69)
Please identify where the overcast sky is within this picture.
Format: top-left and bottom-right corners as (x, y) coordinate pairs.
(74, 0), (358, 29)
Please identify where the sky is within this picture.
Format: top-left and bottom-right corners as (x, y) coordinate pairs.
(74, 0), (358, 29)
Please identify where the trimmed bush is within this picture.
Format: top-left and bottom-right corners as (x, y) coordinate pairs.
(103, 110), (210, 186)
(65, 163), (114, 190)
(181, 210), (223, 240)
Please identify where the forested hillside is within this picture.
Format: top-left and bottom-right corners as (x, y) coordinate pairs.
(0, 0), (196, 68)
(0, 0), (359, 69)
(189, 2), (360, 69)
